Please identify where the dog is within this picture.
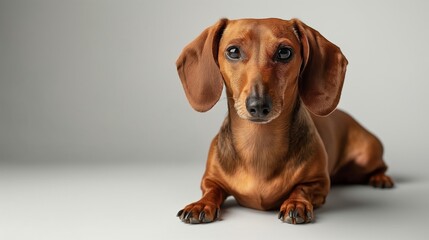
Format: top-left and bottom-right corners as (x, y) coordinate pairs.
(175, 18), (394, 224)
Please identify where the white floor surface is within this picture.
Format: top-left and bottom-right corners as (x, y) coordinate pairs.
(1, 161), (427, 240)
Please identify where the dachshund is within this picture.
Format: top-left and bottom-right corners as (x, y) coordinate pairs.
(175, 18), (394, 224)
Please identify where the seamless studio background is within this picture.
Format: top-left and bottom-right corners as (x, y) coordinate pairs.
(1, 0), (428, 240)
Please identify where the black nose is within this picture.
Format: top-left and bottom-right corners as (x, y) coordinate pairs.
(246, 95), (272, 118)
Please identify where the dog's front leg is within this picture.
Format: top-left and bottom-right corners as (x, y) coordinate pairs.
(278, 179), (329, 224)
(177, 178), (227, 224)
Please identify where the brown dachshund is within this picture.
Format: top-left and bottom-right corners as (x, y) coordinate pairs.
(175, 18), (394, 224)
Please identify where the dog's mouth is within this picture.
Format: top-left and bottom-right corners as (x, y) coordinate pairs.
(244, 110), (282, 124)
(248, 117), (272, 124)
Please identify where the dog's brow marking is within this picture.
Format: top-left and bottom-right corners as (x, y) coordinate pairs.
(228, 38), (246, 45)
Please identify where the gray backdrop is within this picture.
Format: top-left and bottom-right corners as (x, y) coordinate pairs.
(1, 0), (427, 167)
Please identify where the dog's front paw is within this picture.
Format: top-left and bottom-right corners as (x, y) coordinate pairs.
(177, 201), (220, 224)
(278, 199), (313, 224)
(369, 173), (394, 188)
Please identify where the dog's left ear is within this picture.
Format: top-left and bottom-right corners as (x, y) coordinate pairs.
(176, 19), (228, 112)
(293, 19), (348, 116)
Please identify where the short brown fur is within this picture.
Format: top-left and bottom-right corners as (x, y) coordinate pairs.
(176, 18), (394, 224)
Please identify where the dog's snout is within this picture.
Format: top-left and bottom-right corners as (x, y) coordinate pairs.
(246, 95), (272, 119)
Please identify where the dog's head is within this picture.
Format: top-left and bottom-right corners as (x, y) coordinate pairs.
(176, 18), (348, 123)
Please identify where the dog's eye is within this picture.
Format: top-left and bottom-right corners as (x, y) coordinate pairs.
(226, 46), (241, 60)
(275, 47), (293, 62)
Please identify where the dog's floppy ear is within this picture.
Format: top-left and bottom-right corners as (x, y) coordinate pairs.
(293, 19), (348, 116)
(176, 19), (228, 112)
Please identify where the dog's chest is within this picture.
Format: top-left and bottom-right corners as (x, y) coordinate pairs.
(225, 168), (292, 210)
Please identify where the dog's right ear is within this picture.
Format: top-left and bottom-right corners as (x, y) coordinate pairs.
(176, 19), (228, 112)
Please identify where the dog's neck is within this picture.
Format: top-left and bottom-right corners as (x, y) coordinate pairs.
(222, 95), (313, 178)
